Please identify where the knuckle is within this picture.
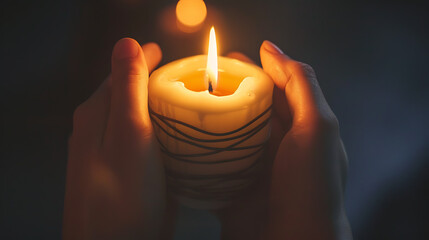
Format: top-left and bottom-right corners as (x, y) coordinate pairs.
(72, 105), (84, 123)
(316, 113), (340, 135)
(288, 61), (316, 79)
(287, 60), (304, 72)
(301, 63), (317, 80)
(300, 62), (315, 75)
(303, 111), (340, 138)
(72, 104), (89, 130)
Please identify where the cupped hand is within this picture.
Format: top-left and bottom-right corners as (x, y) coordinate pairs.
(63, 38), (168, 240)
(218, 41), (352, 240)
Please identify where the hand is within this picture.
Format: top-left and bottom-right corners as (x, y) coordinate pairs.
(63, 38), (167, 240)
(217, 41), (352, 240)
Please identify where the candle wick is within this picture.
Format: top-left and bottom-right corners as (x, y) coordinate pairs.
(208, 81), (213, 93)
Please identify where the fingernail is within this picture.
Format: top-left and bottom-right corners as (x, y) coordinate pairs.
(113, 38), (139, 60)
(263, 40), (284, 55)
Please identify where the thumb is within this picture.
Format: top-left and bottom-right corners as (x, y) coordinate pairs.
(110, 38), (150, 128)
(260, 40), (334, 129)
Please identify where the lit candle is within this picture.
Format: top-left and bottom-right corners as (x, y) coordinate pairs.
(148, 27), (273, 209)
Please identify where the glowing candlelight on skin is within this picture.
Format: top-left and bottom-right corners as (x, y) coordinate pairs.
(205, 27), (218, 93)
(148, 27), (273, 209)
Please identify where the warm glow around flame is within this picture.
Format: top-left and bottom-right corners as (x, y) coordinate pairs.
(206, 27), (218, 91)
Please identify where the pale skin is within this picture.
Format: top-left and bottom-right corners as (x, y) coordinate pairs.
(63, 38), (352, 239)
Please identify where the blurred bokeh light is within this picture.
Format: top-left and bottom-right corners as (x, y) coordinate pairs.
(176, 0), (207, 32)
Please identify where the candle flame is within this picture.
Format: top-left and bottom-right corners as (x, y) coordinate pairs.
(206, 26), (218, 92)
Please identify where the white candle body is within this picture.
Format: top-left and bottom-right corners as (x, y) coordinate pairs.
(148, 55), (273, 209)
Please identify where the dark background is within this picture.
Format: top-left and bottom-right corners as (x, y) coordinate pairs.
(1, 0), (428, 239)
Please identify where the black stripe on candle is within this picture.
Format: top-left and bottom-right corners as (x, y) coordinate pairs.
(148, 104), (272, 203)
(149, 104), (272, 136)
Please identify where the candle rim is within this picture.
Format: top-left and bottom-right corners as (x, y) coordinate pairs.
(148, 55), (273, 113)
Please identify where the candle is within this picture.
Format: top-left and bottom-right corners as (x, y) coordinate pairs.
(148, 27), (273, 209)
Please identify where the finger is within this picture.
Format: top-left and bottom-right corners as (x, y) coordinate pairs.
(339, 139), (348, 192)
(260, 40), (335, 129)
(71, 77), (111, 146)
(108, 38), (151, 134)
(72, 42), (161, 148)
(142, 42), (162, 73)
(84, 42), (161, 113)
(226, 52), (255, 64)
(82, 42), (161, 120)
